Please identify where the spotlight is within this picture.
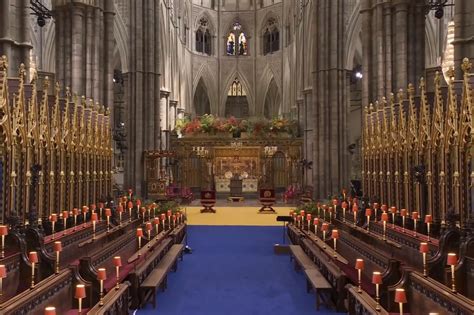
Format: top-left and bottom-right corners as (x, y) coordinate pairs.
(37, 16), (46, 27)
(434, 7), (444, 19)
(355, 72), (363, 79)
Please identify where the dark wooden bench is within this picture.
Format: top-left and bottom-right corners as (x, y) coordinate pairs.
(86, 281), (130, 315)
(289, 245), (316, 271)
(346, 283), (389, 315)
(304, 268), (332, 310)
(140, 244), (185, 309)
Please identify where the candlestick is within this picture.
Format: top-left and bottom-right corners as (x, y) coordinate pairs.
(394, 288), (407, 315)
(0, 264), (6, 296)
(425, 215), (432, 242)
(97, 268), (107, 306)
(73, 208), (78, 231)
(412, 212), (419, 236)
(50, 213), (57, 240)
(381, 212), (388, 241)
(447, 253), (457, 292)
(365, 208), (372, 232)
(0, 225), (8, 258)
(137, 228), (143, 255)
(372, 271), (382, 311)
(91, 213), (97, 240)
(54, 241), (62, 274)
(62, 211), (68, 234)
(313, 218), (319, 237)
(29, 251), (38, 288)
(105, 208), (111, 233)
(420, 242), (429, 276)
(322, 223), (328, 249)
(401, 209), (407, 232)
(75, 284), (86, 314)
(355, 259), (364, 293)
(113, 256), (122, 290)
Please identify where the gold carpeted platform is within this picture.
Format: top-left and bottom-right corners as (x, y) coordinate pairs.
(182, 206), (294, 226)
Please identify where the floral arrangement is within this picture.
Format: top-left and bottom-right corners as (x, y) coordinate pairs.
(174, 114), (299, 137)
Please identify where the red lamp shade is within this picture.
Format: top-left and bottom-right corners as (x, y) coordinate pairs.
(172, 214), (176, 221)
(136, 199), (142, 207)
(0, 225), (8, 236)
(412, 211), (419, 220)
(425, 215), (433, 223)
(98, 202), (104, 209)
(352, 204), (359, 212)
(296, 215), (302, 221)
(73, 208), (79, 216)
(394, 288), (407, 303)
(153, 217), (160, 225)
(141, 207), (146, 214)
(381, 204), (388, 212)
(29, 251), (39, 264)
(90, 204), (96, 211)
(161, 213), (166, 221)
(62, 211), (69, 219)
(97, 268), (107, 280)
(447, 253), (458, 266)
(365, 208), (372, 216)
(331, 229), (340, 239)
(117, 205), (124, 213)
(355, 258), (364, 270)
(306, 214), (312, 221)
(381, 213), (389, 222)
(342, 201), (348, 209)
(44, 306), (56, 315)
(167, 210), (172, 217)
(300, 210), (305, 217)
(400, 209), (407, 216)
(332, 199), (338, 206)
(373, 203), (379, 209)
(105, 208), (112, 217)
(390, 206), (397, 214)
(372, 271), (382, 284)
(127, 201), (133, 209)
(322, 204), (327, 210)
(82, 206), (88, 214)
(0, 264), (7, 278)
(136, 228), (143, 237)
(419, 242), (429, 253)
(313, 218), (319, 226)
(113, 256), (122, 267)
(54, 241), (62, 252)
(146, 222), (152, 231)
(91, 213), (98, 222)
(75, 284), (86, 299)
(321, 223), (329, 231)
(50, 214), (58, 222)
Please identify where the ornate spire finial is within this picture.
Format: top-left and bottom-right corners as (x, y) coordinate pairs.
(434, 71), (441, 86)
(19, 63), (26, 78)
(0, 55), (7, 71)
(81, 95), (86, 107)
(419, 77), (425, 90)
(105, 106), (110, 116)
(407, 83), (415, 97)
(369, 102), (374, 113)
(55, 81), (60, 96)
(447, 67), (455, 81)
(461, 57), (472, 75)
(397, 89), (404, 103)
(43, 76), (50, 90)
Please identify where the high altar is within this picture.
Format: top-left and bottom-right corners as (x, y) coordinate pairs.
(163, 134), (303, 194)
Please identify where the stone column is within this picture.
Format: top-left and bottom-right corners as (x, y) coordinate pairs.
(0, 1), (11, 60)
(453, 0), (474, 79)
(393, 0), (408, 91)
(160, 90), (170, 150)
(169, 100), (178, 132)
(71, 3), (85, 95)
(103, 0), (115, 114)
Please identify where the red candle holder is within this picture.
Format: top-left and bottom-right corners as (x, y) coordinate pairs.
(372, 271), (382, 310)
(419, 242), (429, 276)
(75, 284), (86, 314)
(381, 212), (389, 240)
(447, 253), (457, 292)
(44, 306), (56, 315)
(412, 211), (419, 236)
(62, 211), (69, 234)
(0, 264), (7, 296)
(54, 241), (62, 274)
(97, 268), (107, 306)
(331, 229), (339, 257)
(394, 288), (407, 315)
(400, 209), (407, 231)
(29, 251), (39, 288)
(113, 256), (122, 290)
(0, 225), (8, 258)
(355, 259), (364, 293)
(425, 215), (432, 241)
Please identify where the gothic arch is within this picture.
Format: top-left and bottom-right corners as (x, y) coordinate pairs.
(193, 11), (215, 34)
(344, 1), (362, 70)
(264, 78), (281, 119)
(221, 71), (253, 116)
(259, 11), (280, 35)
(193, 78), (211, 116)
(257, 65), (281, 115)
(193, 64), (218, 114)
(114, 3), (129, 72)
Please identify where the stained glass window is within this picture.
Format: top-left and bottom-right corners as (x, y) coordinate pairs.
(227, 22), (248, 56)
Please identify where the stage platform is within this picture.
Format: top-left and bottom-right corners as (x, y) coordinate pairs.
(183, 204), (295, 226)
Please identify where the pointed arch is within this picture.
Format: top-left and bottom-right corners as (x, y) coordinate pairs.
(264, 78), (281, 119)
(344, 1), (362, 70)
(193, 78), (211, 116)
(221, 71), (254, 116)
(113, 3), (129, 72)
(193, 64), (218, 114)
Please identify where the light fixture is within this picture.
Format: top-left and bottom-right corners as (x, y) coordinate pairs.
(426, 0), (454, 19)
(30, 0), (53, 27)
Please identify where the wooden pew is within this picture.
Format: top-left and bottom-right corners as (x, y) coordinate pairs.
(0, 266), (93, 315)
(85, 281), (130, 315)
(346, 284), (389, 315)
(388, 269), (474, 315)
(140, 244), (184, 309)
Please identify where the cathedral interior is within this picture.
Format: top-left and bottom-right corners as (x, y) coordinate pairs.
(1, 0), (474, 314)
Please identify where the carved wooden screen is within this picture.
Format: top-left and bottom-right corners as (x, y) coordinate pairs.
(272, 151), (287, 190)
(187, 153), (202, 189)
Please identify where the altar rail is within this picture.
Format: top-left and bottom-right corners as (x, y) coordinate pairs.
(0, 56), (113, 226)
(362, 58), (474, 227)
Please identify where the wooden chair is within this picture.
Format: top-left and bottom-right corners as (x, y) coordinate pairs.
(200, 190), (216, 213)
(259, 188), (276, 213)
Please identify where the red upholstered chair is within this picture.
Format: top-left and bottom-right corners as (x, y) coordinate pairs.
(200, 190), (216, 213)
(259, 188), (276, 213)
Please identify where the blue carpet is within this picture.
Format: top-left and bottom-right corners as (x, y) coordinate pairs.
(138, 226), (343, 315)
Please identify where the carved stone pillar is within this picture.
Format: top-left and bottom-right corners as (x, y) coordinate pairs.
(160, 90), (170, 150)
(169, 100), (178, 132)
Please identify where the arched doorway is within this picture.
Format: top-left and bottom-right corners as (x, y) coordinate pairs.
(194, 78), (211, 115)
(264, 78), (281, 119)
(225, 78), (249, 118)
